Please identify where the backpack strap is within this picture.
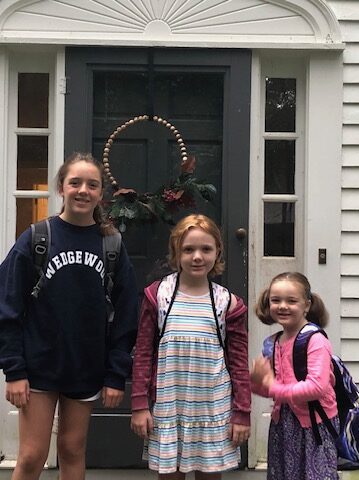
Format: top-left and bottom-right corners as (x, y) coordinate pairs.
(262, 331), (283, 371)
(293, 322), (338, 445)
(30, 219), (51, 298)
(209, 281), (231, 348)
(157, 272), (180, 340)
(103, 232), (122, 326)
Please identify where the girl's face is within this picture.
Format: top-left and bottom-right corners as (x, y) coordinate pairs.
(179, 227), (218, 281)
(269, 280), (311, 334)
(59, 160), (103, 226)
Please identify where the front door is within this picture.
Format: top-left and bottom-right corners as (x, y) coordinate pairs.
(65, 47), (251, 468)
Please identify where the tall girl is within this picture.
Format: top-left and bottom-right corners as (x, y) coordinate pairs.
(131, 214), (251, 480)
(251, 272), (339, 480)
(0, 152), (138, 480)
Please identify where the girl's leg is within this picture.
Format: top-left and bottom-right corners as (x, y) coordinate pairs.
(56, 396), (93, 480)
(158, 473), (186, 480)
(195, 473), (221, 480)
(11, 392), (58, 480)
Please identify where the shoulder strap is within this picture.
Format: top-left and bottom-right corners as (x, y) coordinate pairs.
(30, 219), (51, 298)
(209, 281), (231, 348)
(157, 272), (179, 339)
(293, 322), (327, 381)
(292, 323), (337, 445)
(262, 331), (283, 372)
(103, 232), (122, 325)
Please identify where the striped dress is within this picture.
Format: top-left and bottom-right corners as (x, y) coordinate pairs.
(144, 290), (241, 474)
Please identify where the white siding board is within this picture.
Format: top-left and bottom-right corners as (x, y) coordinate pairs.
(344, 65), (359, 84)
(342, 211), (359, 231)
(340, 22), (359, 41)
(342, 298), (359, 317)
(342, 146), (359, 166)
(341, 318), (359, 338)
(341, 340), (359, 362)
(341, 276), (359, 298)
(343, 125), (359, 144)
(342, 232), (359, 253)
(341, 254), (359, 274)
(342, 189), (359, 209)
(328, 1), (359, 20)
(344, 85), (359, 104)
(343, 44), (359, 64)
(343, 104), (359, 124)
(342, 166), (359, 186)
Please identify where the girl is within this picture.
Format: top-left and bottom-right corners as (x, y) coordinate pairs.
(131, 214), (251, 480)
(251, 272), (339, 480)
(0, 152), (138, 480)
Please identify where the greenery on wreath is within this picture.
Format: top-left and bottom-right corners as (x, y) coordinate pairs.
(106, 156), (216, 231)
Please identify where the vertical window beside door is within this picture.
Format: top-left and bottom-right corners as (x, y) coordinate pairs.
(16, 73), (49, 236)
(263, 78), (297, 257)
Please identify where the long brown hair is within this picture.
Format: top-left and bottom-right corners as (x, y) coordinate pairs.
(56, 152), (117, 236)
(255, 271), (329, 328)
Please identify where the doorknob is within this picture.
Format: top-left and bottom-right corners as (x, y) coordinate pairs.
(235, 228), (247, 240)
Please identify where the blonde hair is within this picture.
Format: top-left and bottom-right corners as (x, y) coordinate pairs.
(56, 152), (117, 236)
(168, 214), (225, 277)
(255, 271), (329, 328)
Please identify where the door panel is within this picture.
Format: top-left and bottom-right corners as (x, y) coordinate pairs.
(65, 47), (251, 468)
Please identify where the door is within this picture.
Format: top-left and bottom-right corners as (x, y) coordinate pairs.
(65, 47), (251, 468)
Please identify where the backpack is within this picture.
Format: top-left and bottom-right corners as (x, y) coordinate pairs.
(30, 219), (122, 325)
(262, 322), (359, 468)
(156, 272), (232, 348)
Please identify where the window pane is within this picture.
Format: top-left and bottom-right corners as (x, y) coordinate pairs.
(18, 73), (49, 128)
(16, 197), (48, 238)
(265, 140), (295, 194)
(265, 78), (296, 132)
(17, 136), (48, 189)
(264, 202), (294, 256)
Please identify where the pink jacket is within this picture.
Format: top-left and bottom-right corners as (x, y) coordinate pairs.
(131, 280), (251, 426)
(251, 332), (338, 427)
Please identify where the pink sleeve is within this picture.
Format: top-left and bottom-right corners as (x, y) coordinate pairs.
(269, 333), (333, 402)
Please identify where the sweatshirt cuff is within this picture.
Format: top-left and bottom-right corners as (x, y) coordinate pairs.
(132, 395), (150, 412)
(230, 411), (250, 426)
(5, 370), (28, 383)
(104, 373), (125, 391)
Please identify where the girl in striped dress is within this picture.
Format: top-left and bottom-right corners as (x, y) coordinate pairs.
(131, 214), (251, 479)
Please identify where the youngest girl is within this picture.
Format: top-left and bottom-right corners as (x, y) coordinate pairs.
(251, 272), (338, 480)
(131, 214), (251, 480)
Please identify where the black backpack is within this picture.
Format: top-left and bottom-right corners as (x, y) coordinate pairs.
(30, 219), (122, 324)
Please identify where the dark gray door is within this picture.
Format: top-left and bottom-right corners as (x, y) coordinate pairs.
(65, 47), (251, 468)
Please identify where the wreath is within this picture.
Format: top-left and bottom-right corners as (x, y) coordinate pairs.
(102, 115), (216, 232)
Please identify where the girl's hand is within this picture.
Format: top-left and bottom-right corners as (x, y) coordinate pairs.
(228, 423), (250, 446)
(102, 387), (124, 408)
(250, 356), (273, 386)
(6, 379), (30, 408)
(131, 409), (154, 439)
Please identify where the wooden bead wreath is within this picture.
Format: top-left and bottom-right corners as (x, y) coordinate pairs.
(102, 115), (216, 232)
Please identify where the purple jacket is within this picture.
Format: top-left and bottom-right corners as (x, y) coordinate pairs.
(131, 280), (251, 426)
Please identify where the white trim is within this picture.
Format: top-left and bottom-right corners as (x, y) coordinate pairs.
(0, 0), (344, 49)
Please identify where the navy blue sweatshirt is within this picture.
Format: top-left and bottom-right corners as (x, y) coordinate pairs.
(0, 216), (138, 393)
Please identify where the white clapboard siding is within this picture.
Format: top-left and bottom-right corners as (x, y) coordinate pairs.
(342, 232), (359, 253)
(342, 211), (359, 231)
(342, 145), (359, 166)
(342, 166), (359, 186)
(341, 318), (359, 338)
(344, 65), (359, 84)
(342, 188), (359, 209)
(341, 276), (359, 299)
(341, 298), (359, 317)
(343, 43), (359, 64)
(344, 85), (359, 104)
(329, 1), (359, 20)
(343, 105), (359, 124)
(341, 254), (359, 274)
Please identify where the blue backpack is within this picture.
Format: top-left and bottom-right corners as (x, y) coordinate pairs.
(263, 323), (359, 468)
